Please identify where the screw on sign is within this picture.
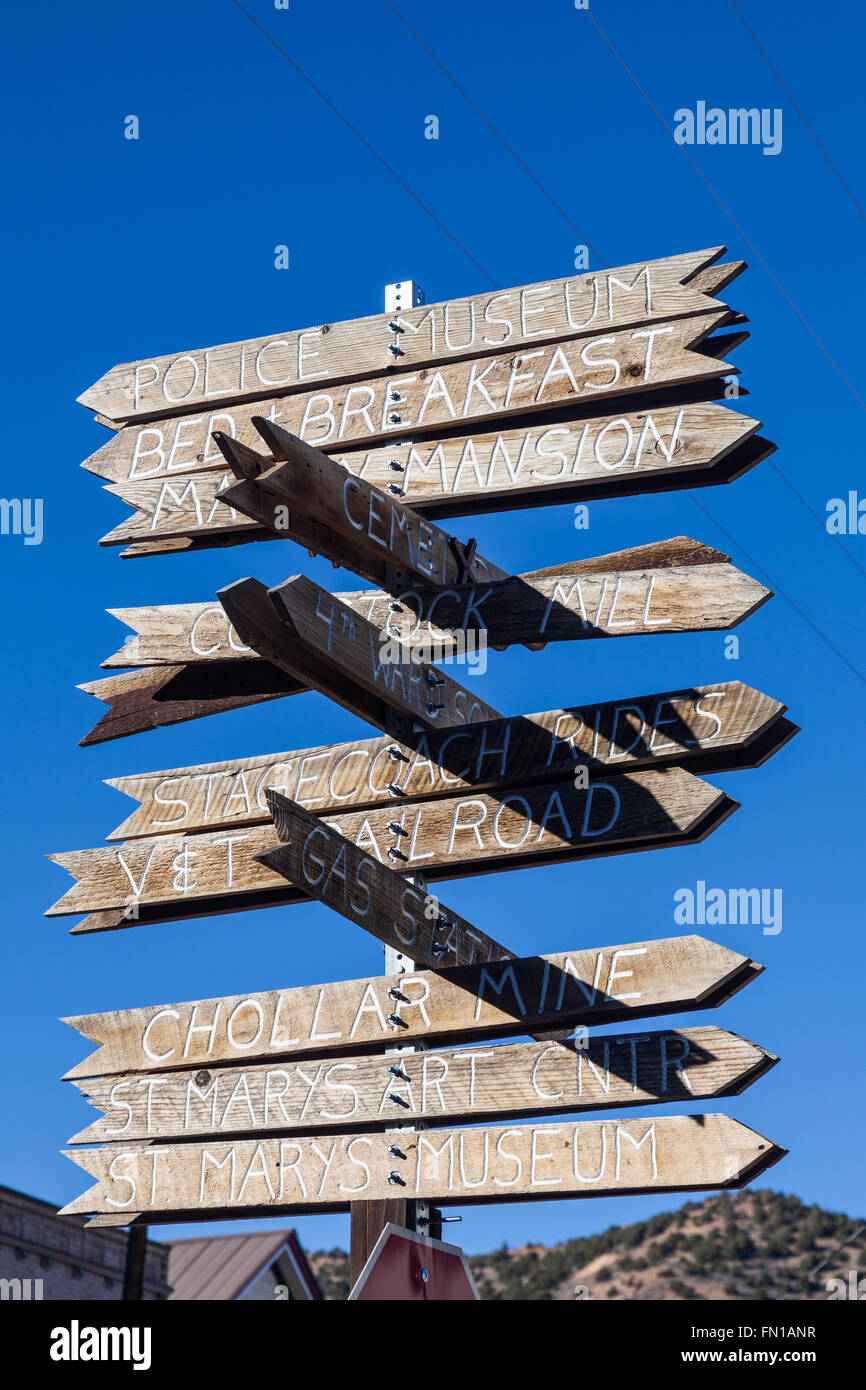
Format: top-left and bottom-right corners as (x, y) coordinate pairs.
(348, 1224), (479, 1302)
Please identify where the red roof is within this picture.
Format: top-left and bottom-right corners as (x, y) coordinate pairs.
(167, 1229), (322, 1301)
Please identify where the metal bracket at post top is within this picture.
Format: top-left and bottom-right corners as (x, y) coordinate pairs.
(384, 280), (425, 315)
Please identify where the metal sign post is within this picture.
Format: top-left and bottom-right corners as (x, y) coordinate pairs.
(348, 281), (430, 1285)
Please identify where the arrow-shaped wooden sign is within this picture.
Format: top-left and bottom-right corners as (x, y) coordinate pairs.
(258, 789), (503, 970)
(102, 681), (792, 842)
(210, 420), (509, 591)
(76, 662), (304, 747)
(97, 402), (769, 564)
(219, 573), (503, 739)
(78, 248), (739, 425)
(59, 1113), (785, 1221)
(66, 1027), (776, 1144)
(266, 790), (515, 972)
(46, 767), (734, 928)
(300, 392), (763, 520)
(82, 309), (741, 485)
(95, 540), (767, 671)
(61, 934), (765, 1079)
(100, 469), (262, 550)
(97, 402), (770, 554)
(225, 546), (769, 740)
(74, 539), (773, 744)
(339, 538), (771, 649)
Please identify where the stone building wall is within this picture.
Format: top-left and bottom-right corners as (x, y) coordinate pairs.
(0, 1184), (170, 1301)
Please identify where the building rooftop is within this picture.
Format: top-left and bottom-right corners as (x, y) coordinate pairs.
(167, 1229), (322, 1301)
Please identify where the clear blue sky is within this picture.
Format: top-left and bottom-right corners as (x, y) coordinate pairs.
(1, 0), (864, 1257)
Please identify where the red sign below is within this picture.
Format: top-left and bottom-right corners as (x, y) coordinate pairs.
(348, 1224), (480, 1302)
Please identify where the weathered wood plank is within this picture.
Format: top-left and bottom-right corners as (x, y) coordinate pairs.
(59, 1113), (786, 1219)
(105, 376), (759, 562)
(100, 470), (261, 547)
(66, 793), (734, 936)
(211, 576), (415, 737)
(65, 790), (738, 937)
(120, 530), (276, 560)
(82, 310), (741, 484)
(61, 934), (764, 1079)
(101, 603), (256, 668)
(360, 552), (771, 646)
(221, 573), (503, 739)
(265, 790), (514, 971)
(98, 540), (770, 673)
(78, 534), (774, 743)
(76, 663), (303, 747)
(78, 249), (736, 424)
(97, 407), (770, 552)
(46, 768), (733, 920)
(80, 534), (776, 736)
(221, 550), (769, 743)
(211, 422), (509, 590)
(66, 1027), (776, 1143)
(349, 1201), (416, 1283)
(103, 681), (787, 841)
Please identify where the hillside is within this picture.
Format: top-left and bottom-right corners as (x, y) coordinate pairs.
(308, 1189), (864, 1300)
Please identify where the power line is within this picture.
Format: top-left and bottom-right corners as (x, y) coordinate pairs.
(230, 0), (498, 287)
(580, 9), (866, 584)
(383, 2), (866, 589)
(727, 0), (866, 225)
(382, 0), (607, 265)
(688, 493), (866, 688)
(768, 461), (866, 584)
(585, 11), (866, 414)
(232, 0), (866, 691)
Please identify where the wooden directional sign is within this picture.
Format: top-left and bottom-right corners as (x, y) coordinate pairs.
(311, 391), (763, 519)
(368, 539), (771, 647)
(79, 540), (772, 745)
(78, 248), (738, 425)
(60, 1114), (785, 1221)
(98, 404), (772, 553)
(58, 246), (788, 1248)
(263, 790), (515, 971)
(61, 934), (765, 1078)
(46, 768), (735, 926)
(82, 309), (741, 485)
(102, 682), (791, 842)
(219, 574), (502, 738)
(67, 1026), (776, 1144)
(97, 377), (748, 565)
(76, 663), (304, 747)
(64, 793), (739, 940)
(100, 470), (263, 550)
(211, 420), (509, 591)
(97, 540), (768, 670)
